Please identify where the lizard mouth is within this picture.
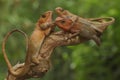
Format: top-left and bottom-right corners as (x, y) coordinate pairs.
(44, 11), (53, 22)
(47, 11), (53, 16)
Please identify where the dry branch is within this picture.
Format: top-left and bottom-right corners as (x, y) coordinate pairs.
(5, 30), (88, 80)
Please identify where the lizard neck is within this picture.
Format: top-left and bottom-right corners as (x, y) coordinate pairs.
(30, 28), (45, 48)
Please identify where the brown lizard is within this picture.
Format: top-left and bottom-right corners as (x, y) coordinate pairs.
(55, 17), (101, 46)
(30, 11), (54, 64)
(2, 11), (54, 77)
(55, 7), (115, 33)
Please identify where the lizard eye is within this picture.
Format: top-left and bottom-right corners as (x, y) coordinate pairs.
(41, 14), (46, 18)
(60, 20), (65, 24)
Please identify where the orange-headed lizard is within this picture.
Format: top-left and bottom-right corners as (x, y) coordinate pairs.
(55, 17), (101, 46)
(55, 7), (115, 33)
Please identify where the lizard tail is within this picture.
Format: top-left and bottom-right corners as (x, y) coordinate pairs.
(90, 17), (115, 33)
(2, 29), (29, 77)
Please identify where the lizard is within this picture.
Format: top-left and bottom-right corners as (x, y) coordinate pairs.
(55, 7), (115, 33)
(30, 11), (54, 64)
(2, 11), (54, 77)
(55, 17), (101, 46)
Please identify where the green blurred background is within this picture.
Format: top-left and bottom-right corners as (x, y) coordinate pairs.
(0, 0), (119, 80)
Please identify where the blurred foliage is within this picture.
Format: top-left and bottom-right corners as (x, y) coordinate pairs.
(0, 0), (120, 80)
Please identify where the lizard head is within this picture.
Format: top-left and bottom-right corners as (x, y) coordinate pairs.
(55, 17), (73, 32)
(55, 7), (71, 17)
(55, 7), (77, 21)
(55, 7), (66, 17)
(37, 11), (53, 30)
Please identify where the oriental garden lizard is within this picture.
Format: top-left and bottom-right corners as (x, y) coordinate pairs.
(55, 7), (115, 33)
(55, 7), (115, 46)
(2, 11), (54, 77)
